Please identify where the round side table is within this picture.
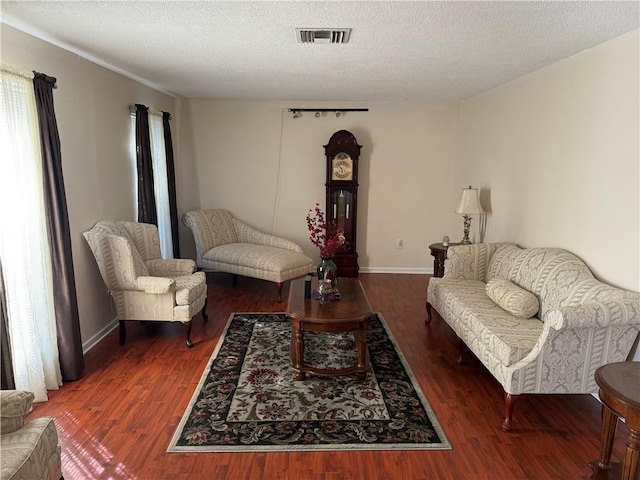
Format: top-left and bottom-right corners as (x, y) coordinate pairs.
(590, 361), (640, 480)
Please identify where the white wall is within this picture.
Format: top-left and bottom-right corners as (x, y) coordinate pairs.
(1, 25), (176, 347)
(459, 29), (639, 292)
(177, 100), (461, 270)
(459, 30), (639, 359)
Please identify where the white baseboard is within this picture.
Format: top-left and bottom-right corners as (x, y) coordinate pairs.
(82, 317), (118, 353)
(359, 266), (432, 275)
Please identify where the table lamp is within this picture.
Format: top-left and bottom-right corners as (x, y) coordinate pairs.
(454, 186), (483, 244)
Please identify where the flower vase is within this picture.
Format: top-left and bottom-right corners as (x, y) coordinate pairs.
(317, 257), (338, 292)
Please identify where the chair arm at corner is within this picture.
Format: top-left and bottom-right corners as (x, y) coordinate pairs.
(136, 276), (175, 294)
(145, 259), (196, 276)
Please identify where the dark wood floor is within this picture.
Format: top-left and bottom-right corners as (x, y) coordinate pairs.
(29, 273), (628, 480)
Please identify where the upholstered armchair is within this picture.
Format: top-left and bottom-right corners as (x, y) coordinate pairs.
(83, 221), (207, 348)
(1, 390), (62, 480)
(182, 209), (313, 301)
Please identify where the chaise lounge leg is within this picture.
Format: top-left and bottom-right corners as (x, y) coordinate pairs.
(185, 321), (194, 348)
(276, 282), (283, 302)
(425, 301), (432, 324)
(502, 392), (519, 432)
(119, 320), (127, 345)
(201, 298), (208, 322)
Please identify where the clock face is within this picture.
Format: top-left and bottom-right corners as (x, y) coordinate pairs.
(331, 153), (353, 180)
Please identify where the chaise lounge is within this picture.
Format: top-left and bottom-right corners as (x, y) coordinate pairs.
(182, 209), (313, 301)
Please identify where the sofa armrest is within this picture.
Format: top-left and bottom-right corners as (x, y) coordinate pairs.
(136, 276), (175, 294)
(233, 219), (303, 253)
(444, 243), (510, 281)
(508, 300), (640, 374)
(545, 301), (640, 330)
(1, 390), (34, 433)
(145, 259), (196, 276)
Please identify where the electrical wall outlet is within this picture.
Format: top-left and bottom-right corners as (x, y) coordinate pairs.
(395, 238), (404, 249)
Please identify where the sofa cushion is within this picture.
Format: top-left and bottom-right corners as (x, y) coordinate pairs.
(429, 279), (543, 366)
(486, 279), (539, 319)
(0, 391), (34, 434)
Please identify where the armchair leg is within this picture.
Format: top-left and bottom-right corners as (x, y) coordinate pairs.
(119, 320), (127, 345)
(201, 298), (208, 322)
(276, 282), (284, 302)
(502, 392), (520, 432)
(185, 321), (194, 348)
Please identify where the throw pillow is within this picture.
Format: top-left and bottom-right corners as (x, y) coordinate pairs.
(486, 278), (540, 319)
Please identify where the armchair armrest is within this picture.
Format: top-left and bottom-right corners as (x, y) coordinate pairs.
(145, 259), (196, 276)
(233, 219), (303, 253)
(136, 276), (175, 294)
(1, 390), (34, 434)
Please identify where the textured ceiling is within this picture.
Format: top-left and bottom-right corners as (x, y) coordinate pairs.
(2, 1), (638, 102)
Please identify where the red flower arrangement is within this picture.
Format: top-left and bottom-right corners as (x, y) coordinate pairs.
(306, 203), (343, 258)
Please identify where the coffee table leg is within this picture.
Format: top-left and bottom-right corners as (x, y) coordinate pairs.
(293, 328), (305, 381)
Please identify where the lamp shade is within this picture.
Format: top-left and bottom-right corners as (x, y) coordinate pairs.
(454, 186), (483, 215)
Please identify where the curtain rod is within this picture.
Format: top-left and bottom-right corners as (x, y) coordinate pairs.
(287, 108), (369, 112)
(129, 105), (172, 120)
(1, 64), (34, 80)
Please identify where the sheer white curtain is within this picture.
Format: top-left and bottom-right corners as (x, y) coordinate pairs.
(149, 112), (173, 259)
(0, 66), (61, 402)
(130, 111), (173, 258)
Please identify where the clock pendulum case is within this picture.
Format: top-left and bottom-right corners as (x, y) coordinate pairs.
(324, 130), (362, 277)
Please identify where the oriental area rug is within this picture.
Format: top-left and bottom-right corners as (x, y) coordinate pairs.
(168, 313), (450, 452)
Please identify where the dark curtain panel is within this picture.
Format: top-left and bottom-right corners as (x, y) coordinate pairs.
(0, 260), (15, 390)
(33, 71), (84, 381)
(162, 111), (180, 258)
(135, 104), (157, 224)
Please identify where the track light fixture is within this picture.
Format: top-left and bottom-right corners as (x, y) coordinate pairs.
(287, 108), (368, 119)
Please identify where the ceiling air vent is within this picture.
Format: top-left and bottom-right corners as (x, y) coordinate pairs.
(296, 28), (351, 44)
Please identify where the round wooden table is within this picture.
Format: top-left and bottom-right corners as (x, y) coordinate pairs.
(590, 361), (640, 480)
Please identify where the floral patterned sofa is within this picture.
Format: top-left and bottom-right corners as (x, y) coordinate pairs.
(1, 390), (62, 480)
(182, 209), (313, 302)
(425, 242), (640, 431)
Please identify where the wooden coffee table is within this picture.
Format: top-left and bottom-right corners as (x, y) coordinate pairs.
(286, 277), (374, 381)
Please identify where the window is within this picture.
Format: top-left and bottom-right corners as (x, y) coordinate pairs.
(0, 68), (61, 401)
(130, 110), (173, 258)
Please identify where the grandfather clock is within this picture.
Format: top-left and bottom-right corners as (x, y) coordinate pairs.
(324, 130), (362, 277)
